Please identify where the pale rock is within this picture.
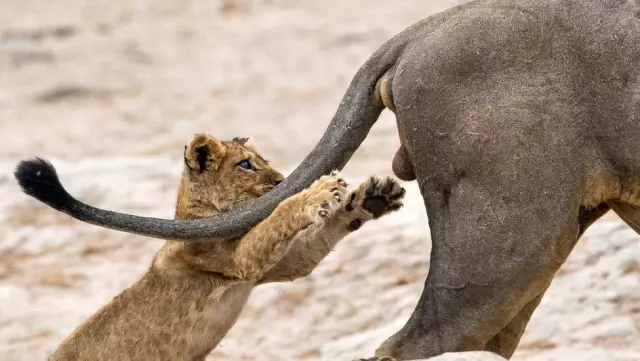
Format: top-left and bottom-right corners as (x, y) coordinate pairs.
(422, 352), (507, 361)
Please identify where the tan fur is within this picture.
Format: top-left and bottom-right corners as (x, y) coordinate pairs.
(16, 1), (640, 359)
(49, 134), (405, 361)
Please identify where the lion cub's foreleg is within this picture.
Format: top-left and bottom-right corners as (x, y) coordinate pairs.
(211, 172), (350, 281)
(258, 175), (405, 284)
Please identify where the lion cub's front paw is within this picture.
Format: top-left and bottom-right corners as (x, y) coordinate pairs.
(304, 170), (349, 224)
(348, 175), (405, 219)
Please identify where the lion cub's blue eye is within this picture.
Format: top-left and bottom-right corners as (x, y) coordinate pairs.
(237, 159), (252, 170)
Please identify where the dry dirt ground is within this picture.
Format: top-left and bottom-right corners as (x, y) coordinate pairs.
(1, 0), (640, 360)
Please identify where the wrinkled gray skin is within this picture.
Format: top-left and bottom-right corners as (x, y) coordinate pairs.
(14, 0), (640, 359)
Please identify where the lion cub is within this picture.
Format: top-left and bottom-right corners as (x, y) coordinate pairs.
(48, 134), (405, 361)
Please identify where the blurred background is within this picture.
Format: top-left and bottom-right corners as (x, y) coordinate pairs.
(0, 0), (639, 360)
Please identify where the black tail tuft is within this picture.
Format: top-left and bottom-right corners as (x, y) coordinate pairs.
(14, 157), (75, 212)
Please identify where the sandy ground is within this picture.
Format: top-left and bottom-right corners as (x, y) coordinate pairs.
(1, 0), (639, 360)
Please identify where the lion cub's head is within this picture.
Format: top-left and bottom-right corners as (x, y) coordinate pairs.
(175, 134), (285, 219)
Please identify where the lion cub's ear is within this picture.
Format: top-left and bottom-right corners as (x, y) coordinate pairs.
(184, 134), (227, 173)
(233, 136), (258, 152)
